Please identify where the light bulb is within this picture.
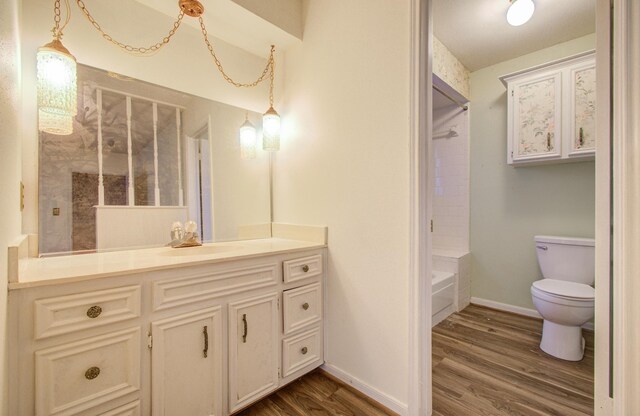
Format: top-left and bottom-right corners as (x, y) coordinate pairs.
(507, 0), (535, 27)
(239, 118), (257, 159)
(262, 106), (281, 151)
(37, 39), (77, 135)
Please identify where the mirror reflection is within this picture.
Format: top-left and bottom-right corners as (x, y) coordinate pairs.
(39, 64), (271, 256)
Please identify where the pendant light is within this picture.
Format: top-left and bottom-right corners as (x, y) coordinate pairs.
(239, 113), (257, 159)
(37, 0), (77, 135)
(507, 0), (535, 27)
(263, 46), (281, 151)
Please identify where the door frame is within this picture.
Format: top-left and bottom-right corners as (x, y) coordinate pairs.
(408, 0), (432, 415)
(409, 0), (639, 415)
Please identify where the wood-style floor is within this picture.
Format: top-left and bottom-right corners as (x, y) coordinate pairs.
(238, 304), (594, 416)
(235, 370), (398, 416)
(433, 304), (594, 416)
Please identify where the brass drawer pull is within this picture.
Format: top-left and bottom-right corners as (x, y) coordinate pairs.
(242, 314), (248, 343)
(547, 133), (552, 151)
(203, 325), (209, 358)
(302, 302), (310, 311)
(301, 264), (310, 273)
(301, 347), (308, 355)
(85, 366), (100, 380)
(86, 306), (102, 319)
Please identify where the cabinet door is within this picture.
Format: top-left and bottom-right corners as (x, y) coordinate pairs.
(509, 71), (563, 163)
(228, 292), (279, 413)
(569, 63), (596, 156)
(151, 307), (222, 416)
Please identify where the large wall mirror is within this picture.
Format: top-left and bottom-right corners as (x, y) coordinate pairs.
(39, 64), (271, 256)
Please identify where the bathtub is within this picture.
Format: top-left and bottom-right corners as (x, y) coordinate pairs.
(432, 270), (456, 327)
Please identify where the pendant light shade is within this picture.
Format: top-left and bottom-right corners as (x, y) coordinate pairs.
(37, 39), (77, 135)
(239, 117), (257, 159)
(262, 106), (281, 151)
(507, 0), (535, 27)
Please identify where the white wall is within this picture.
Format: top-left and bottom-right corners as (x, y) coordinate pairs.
(432, 103), (469, 253)
(470, 34), (596, 309)
(273, 0), (411, 411)
(0, 0), (23, 414)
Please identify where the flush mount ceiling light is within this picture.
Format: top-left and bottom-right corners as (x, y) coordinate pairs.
(507, 0), (535, 27)
(38, 0), (281, 146)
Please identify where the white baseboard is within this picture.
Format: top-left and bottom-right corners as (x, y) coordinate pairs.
(320, 363), (408, 416)
(470, 297), (594, 331)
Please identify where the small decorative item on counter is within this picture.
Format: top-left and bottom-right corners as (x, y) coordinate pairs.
(169, 220), (202, 248)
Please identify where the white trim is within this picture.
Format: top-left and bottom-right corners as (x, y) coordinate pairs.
(594, 0), (613, 413)
(470, 297), (594, 331)
(408, 0), (432, 415)
(321, 364), (408, 416)
(611, 1), (640, 415)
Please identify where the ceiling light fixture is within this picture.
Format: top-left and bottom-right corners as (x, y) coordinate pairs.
(239, 113), (257, 159)
(37, 0), (77, 135)
(38, 0), (280, 147)
(507, 0), (535, 27)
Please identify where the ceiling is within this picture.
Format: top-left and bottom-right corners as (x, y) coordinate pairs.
(433, 0), (596, 72)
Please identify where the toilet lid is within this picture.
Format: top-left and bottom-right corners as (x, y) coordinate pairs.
(532, 279), (594, 299)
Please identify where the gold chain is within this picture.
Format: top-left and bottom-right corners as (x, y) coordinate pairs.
(269, 52), (275, 106)
(199, 16), (274, 88)
(52, 0), (70, 39)
(72, 0), (276, 94)
(76, 0), (185, 54)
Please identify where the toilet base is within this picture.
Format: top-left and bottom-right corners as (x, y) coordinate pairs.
(539, 320), (585, 361)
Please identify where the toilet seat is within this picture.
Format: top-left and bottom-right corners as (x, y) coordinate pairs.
(531, 279), (594, 307)
(532, 279), (594, 299)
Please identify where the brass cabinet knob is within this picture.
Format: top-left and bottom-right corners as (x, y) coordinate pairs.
(85, 366), (100, 380)
(301, 347), (308, 355)
(301, 265), (310, 273)
(86, 306), (102, 319)
(302, 303), (310, 311)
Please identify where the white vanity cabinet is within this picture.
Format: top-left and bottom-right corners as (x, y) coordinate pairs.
(151, 306), (223, 416)
(501, 51), (595, 165)
(228, 293), (279, 413)
(9, 246), (326, 416)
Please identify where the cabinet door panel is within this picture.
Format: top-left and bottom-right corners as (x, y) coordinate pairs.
(570, 64), (596, 155)
(511, 71), (563, 162)
(228, 293), (279, 412)
(151, 307), (222, 416)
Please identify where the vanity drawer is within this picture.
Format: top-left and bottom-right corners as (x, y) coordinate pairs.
(102, 400), (141, 416)
(283, 282), (322, 335)
(283, 254), (323, 284)
(34, 285), (141, 340)
(35, 328), (141, 416)
(282, 327), (322, 378)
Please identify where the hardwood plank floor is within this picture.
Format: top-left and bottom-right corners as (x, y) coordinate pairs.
(235, 370), (398, 416)
(238, 304), (594, 416)
(432, 304), (594, 416)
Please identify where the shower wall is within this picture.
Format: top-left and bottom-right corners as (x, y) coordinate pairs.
(432, 102), (469, 253)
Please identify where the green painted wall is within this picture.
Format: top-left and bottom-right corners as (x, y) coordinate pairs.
(470, 34), (596, 309)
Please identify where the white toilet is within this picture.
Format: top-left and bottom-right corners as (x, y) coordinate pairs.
(531, 235), (595, 361)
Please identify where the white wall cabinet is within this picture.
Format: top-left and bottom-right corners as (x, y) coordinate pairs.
(501, 51), (595, 165)
(9, 248), (325, 416)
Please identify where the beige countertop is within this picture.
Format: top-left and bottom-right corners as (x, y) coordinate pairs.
(11, 238), (326, 290)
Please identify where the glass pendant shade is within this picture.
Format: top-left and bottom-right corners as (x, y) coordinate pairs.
(507, 0), (535, 26)
(239, 118), (257, 159)
(262, 106), (281, 151)
(37, 39), (77, 135)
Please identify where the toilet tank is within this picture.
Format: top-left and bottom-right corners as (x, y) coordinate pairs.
(534, 235), (595, 284)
